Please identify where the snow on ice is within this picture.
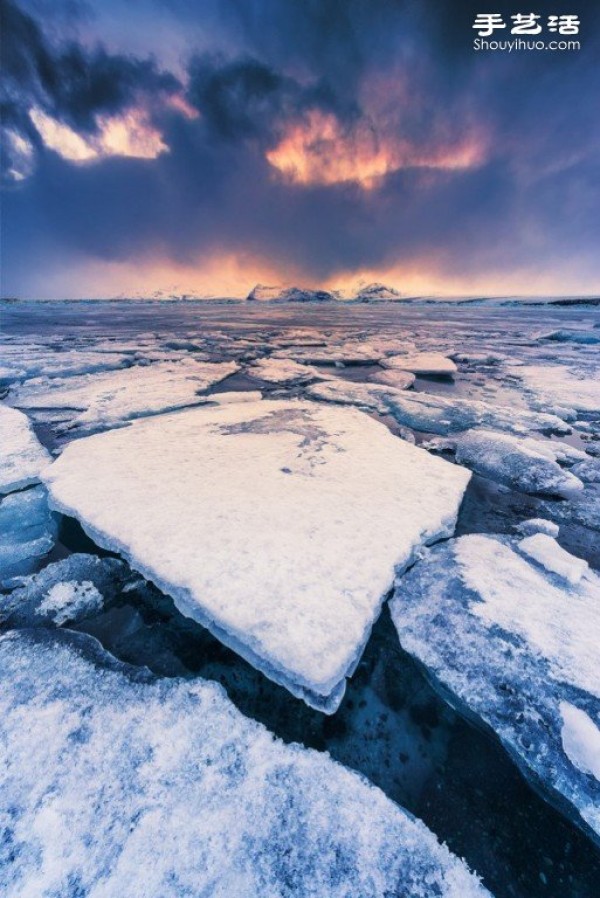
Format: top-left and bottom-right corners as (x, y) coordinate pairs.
(0, 404), (51, 494)
(42, 399), (470, 711)
(0, 629), (489, 898)
(390, 533), (600, 841)
(8, 360), (238, 432)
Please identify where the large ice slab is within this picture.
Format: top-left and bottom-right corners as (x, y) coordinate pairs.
(0, 630), (488, 898)
(0, 404), (51, 494)
(43, 399), (470, 710)
(306, 379), (571, 436)
(390, 533), (600, 841)
(9, 360), (237, 432)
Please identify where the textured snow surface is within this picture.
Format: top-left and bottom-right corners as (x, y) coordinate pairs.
(381, 352), (457, 377)
(512, 364), (600, 414)
(0, 404), (51, 493)
(0, 630), (489, 898)
(43, 399), (470, 710)
(0, 487), (57, 589)
(306, 380), (571, 436)
(450, 429), (584, 497)
(390, 534), (600, 839)
(519, 533), (589, 586)
(9, 360), (238, 432)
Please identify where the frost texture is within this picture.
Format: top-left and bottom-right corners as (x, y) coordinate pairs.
(0, 630), (489, 898)
(43, 399), (470, 711)
(390, 534), (600, 841)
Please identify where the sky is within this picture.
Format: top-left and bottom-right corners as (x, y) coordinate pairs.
(1, 0), (599, 299)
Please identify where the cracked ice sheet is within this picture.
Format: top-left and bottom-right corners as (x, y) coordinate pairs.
(0, 630), (488, 898)
(0, 405), (51, 494)
(390, 533), (600, 841)
(509, 364), (600, 414)
(43, 399), (470, 711)
(8, 360), (237, 433)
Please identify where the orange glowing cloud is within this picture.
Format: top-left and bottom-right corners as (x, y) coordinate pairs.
(266, 110), (485, 189)
(29, 106), (168, 163)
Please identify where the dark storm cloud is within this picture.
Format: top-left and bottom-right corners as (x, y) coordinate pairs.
(2, 0), (600, 294)
(1, 0), (178, 136)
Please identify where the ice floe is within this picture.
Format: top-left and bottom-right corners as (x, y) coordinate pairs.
(381, 352), (457, 377)
(306, 379), (571, 436)
(43, 399), (470, 710)
(0, 404), (51, 494)
(0, 487), (57, 589)
(0, 343), (133, 385)
(390, 533), (600, 841)
(0, 629), (488, 898)
(0, 555), (129, 627)
(8, 360), (237, 432)
(369, 369), (416, 390)
(432, 429), (584, 497)
(248, 358), (327, 384)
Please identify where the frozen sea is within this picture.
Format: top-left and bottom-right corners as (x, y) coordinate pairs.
(1, 298), (600, 897)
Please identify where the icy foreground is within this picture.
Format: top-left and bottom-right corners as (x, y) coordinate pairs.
(8, 360), (237, 432)
(43, 399), (470, 710)
(0, 630), (488, 898)
(0, 404), (51, 494)
(390, 534), (600, 841)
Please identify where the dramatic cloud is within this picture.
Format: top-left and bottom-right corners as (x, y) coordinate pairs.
(2, 0), (599, 297)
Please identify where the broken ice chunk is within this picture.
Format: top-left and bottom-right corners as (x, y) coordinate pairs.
(518, 534), (588, 586)
(8, 360), (238, 432)
(390, 533), (600, 840)
(43, 399), (470, 711)
(1, 555), (128, 627)
(515, 518), (560, 538)
(381, 352), (457, 377)
(369, 369), (415, 390)
(248, 358), (327, 384)
(560, 702), (600, 780)
(307, 379), (571, 436)
(0, 486), (57, 589)
(0, 629), (489, 898)
(0, 404), (51, 494)
(452, 429), (584, 498)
